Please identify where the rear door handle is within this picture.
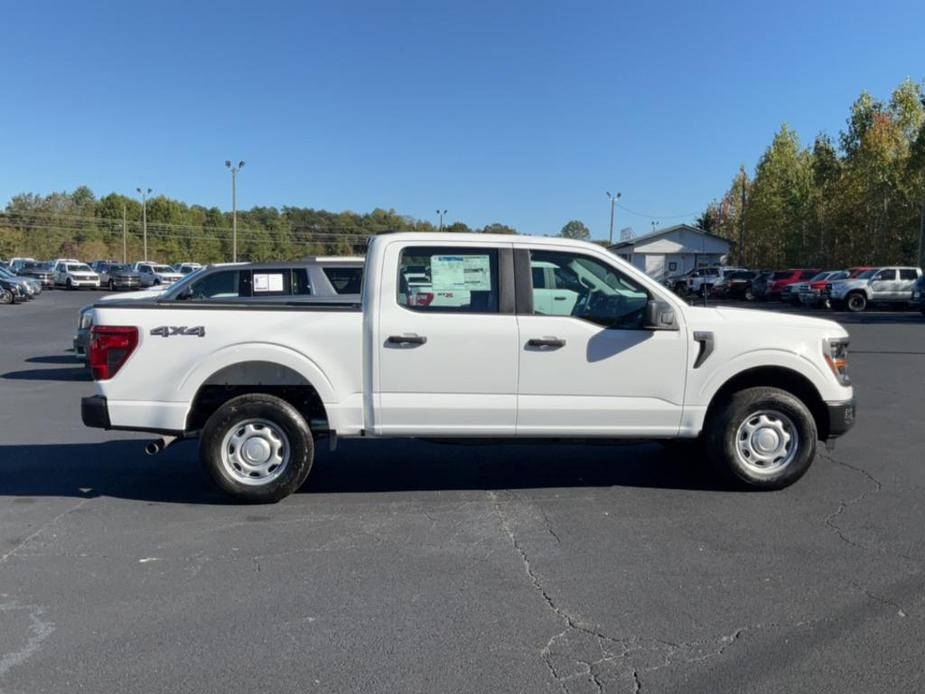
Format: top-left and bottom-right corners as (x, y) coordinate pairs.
(387, 334), (427, 346)
(527, 337), (566, 349)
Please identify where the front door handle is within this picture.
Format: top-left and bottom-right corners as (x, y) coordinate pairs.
(387, 334), (427, 346)
(527, 337), (566, 349)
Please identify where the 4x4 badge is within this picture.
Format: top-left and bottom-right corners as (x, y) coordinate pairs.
(150, 326), (205, 338)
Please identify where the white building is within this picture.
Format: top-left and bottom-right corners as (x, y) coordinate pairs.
(609, 224), (734, 280)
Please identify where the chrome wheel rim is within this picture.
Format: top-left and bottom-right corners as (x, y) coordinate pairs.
(734, 410), (799, 475)
(848, 294), (865, 311)
(219, 418), (290, 486)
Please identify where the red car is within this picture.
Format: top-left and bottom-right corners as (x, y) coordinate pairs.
(768, 269), (821, 300)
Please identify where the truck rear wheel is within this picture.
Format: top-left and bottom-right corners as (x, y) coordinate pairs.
(199, 393), (314, 503)
(705, 387), (817, 490)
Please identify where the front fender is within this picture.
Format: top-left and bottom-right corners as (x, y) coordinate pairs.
(693, 348), (835, 406)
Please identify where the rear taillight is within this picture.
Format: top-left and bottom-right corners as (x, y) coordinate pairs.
(413, 292), (434, 307)
(89, 326), (138, 380)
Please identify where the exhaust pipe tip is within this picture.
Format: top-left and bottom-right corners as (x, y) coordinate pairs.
(144, 440), (163, 456)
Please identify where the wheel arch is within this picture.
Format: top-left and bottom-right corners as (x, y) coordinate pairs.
(704, 365), (830, 440)
(184, 360), (330, 434)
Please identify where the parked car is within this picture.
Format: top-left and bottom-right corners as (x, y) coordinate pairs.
(768, 269), (821, 302)
(0, 265), (40, 298)
(686, 266), (746, 297)
(53, 261), (100, 289)
(828, 266), (922, 312)
(173, 262), (203, 275)
(794, 271), (847, 307)
(8, 257), (37, 273)
(0, 276), (26, 304)
(91, 261), (142, 290)
(82, 232), (855, 502)
(716, 270), (758, 300)
(912, 276), (925, 316)
(134, 262), (184, 287)
(743, 271), (773, 301)
(662, 268), (698, 295)
(17, 261), (55, 288)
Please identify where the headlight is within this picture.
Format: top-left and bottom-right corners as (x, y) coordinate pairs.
(824, 337), (850, 386)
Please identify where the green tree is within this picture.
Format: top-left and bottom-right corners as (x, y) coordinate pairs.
(558, 220), (590, 240)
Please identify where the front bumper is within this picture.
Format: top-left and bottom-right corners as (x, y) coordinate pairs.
(826, 397), (856, 438)
(81, 395), (111, 429)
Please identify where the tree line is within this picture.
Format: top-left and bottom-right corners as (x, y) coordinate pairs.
(698, 78), (925, 269)
(0, 190), (519, 264)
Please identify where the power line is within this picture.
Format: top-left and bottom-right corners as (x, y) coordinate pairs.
(615, 203), (701, 220)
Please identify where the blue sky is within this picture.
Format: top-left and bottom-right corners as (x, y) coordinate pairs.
(1, 0), (922, 238)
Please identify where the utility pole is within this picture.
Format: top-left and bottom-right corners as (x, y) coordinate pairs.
(136, 187), (151, 260)
(226, 160), (245, 261)
(436, 209), (447, 231)
(122, 204), (127, 263)
(919, 184), (925, 269)
(738, 166), (747, 266)
(606, 191), (621, 244)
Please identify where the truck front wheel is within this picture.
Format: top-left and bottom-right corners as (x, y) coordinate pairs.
(705, 387), (817, 490)
(199, 393), (314, 503)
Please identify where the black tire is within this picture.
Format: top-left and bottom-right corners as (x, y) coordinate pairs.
(704, 386), (817, 490)
(744, 287), (755, 301)
(108, 279), (115, 291)
(0, 288), (12, 305)
(846, 291), (867, 312)
(199, 393), (314, 503)
(66, 278), (74, 290)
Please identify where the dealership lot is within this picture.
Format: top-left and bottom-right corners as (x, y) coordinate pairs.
(1, 291), (924, 693)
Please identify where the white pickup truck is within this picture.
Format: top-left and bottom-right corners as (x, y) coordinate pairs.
(82, 233), (855, 502)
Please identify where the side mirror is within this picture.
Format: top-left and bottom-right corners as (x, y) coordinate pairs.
(644, 299), (678, 330)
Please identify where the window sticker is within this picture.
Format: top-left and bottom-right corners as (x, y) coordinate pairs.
(253, 273), (285, 292)
(430, 255), (491, 292)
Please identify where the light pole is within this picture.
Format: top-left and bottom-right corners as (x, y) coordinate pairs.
(226, 160), (245, 261)
(606, 192), (621, 244)
(136, 187), (151, 260)
(436, 209), (447, 231)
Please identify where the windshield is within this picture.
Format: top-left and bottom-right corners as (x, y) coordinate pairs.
(152, 265), (174, 273)
(828, 271), (848, 281)
(68, 264), (92, 272)
(109, 264), (130, 271)
(857, 269), (877, 279)
(808, 272), (831, 281)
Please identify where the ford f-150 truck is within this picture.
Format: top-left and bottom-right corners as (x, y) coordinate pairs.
(81, 233), (856, 502)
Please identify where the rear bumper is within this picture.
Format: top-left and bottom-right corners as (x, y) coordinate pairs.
(826, 397), (856, 438)
(81, 395), (111, 429)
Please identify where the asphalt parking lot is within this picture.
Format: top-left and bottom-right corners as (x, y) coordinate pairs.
(1, 290), (924, 693)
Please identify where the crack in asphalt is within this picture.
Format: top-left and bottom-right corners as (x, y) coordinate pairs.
(822, 452), (918, 565)
(0, 497), (90, 565)
(488, 490), (819, 693)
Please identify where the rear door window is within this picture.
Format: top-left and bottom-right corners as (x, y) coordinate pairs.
(899, 269), (917, 281)
(397, 247), (499, 313)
